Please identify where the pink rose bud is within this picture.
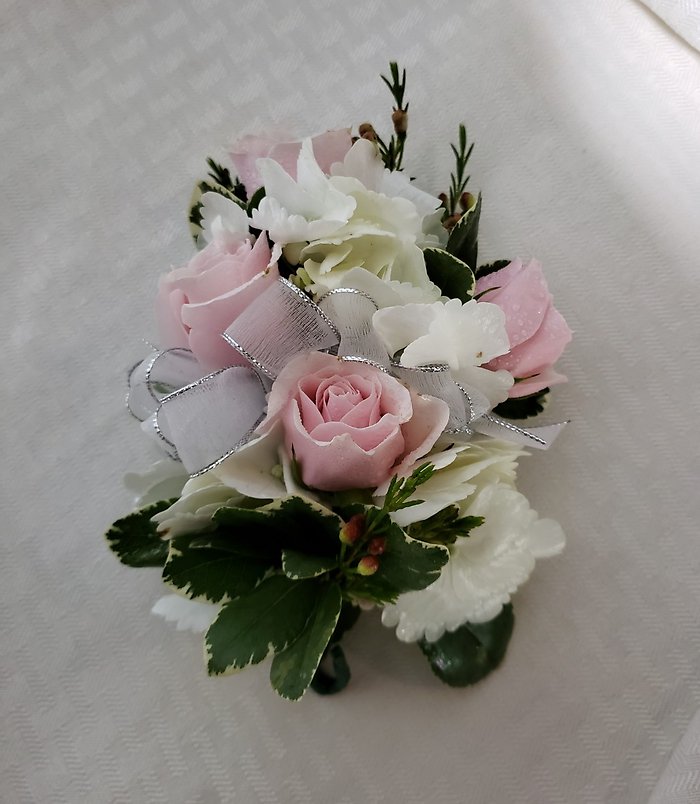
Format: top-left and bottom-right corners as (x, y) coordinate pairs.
(357, 556), (380, 576)
(155, 235), (279, 373)
(340, 514), (366, 546)
(257, 352), (449, 492)
(474, 259), (572, 398)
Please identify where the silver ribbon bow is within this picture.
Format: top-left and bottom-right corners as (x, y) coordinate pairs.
(128, 278), (566, 476)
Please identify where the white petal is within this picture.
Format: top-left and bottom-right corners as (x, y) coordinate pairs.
(381, 483), (565, 641)
(330, 138), (384, 191)
(380, 169), (441, 218)
(372, 303), (439, 357)
(200, 192), (249, 246)
(152, 594), (220, 633)
(212, 429), (286, 499)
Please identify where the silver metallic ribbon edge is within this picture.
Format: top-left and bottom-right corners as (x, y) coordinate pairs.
(129, 277), (567, 475)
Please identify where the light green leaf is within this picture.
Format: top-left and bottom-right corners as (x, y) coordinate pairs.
(269, 583), (342, 700)
(163, 533), (277, 603)
(418, 603), (514, 686)
(105, 499), (176, 568)
(445, 193), (482, 269)
(281, 550), (338, 580)
(424, 247), (475, 302)
(205, 576), (319, 675)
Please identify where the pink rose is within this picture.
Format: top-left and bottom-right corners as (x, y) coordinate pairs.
(155, 235), (279, 373)
(229, 129), (353, 195)
(474, 259), (572, 398)
(260, 352), (449, 491)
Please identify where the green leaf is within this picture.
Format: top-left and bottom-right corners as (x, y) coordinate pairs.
(214, 496), (342, 557)
(330, 600), (361, 645)
(475, 259), (510, 281)
(408, 506), (484, 546)
(494, 387), (550, 420)
(310, 644), (352, 696)
(445, 193), (482, 269)
(104, 499), (176, 568)
(269, 583), (343, 700)
(205, 576), (320, 675)
(347, 521), (449, 604)
(246, 186), (266, 215)
(163, 533), (277, 603)
(419, 604), (514, 687)
(281, 550), (338, 580)
(424, 247), (475, 302)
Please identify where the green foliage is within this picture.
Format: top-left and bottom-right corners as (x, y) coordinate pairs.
(444, 124), (475, 218)
(445, 193), (482, 270)
(282, 550), (338, 580)
(424, 247), (475, 302)
(188, 157), (247, 245)
(377, 61), (409, 171)
(163, 533), (276, 603)
(409, 506), (484, 546)
(214, 496), (342, 558)
(205, 576), (321, 675)
(246, 186), (266, 215)
(310, 644), (351, 696)
(270, 583), (343, 700)
(475, 259), (510, 281)
(419, 604), (515, 687)
(494, 387), (550, 420)
(104, 499), (175, 568)
(346, 520), (448, 604)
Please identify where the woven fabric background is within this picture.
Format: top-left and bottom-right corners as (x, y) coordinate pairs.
(3, 1), (700, 802)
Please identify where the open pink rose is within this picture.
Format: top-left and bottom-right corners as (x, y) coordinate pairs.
(474, 259), (572, 398)
(155, 235), (278, 373)
(260, 352), (449, 491)
(229, 129), (352, 196)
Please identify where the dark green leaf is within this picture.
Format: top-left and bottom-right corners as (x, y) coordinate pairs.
(408, 506), (484, 546)
(494, 387), (550, 420)
(445, 193), (482, 269)
(205, 576), (319, 675)
(424, 247), (475, 302)
(246, 186), (266, 215)
(216, 496), (342, 557)
(269, 583), (343, 700)
(104, 499), (176, 568)
(475, 259), (510, 281)
(310, 644), (352, 696)
(347, 521), (449, 604)
(281, 550), (338, 580)
(419, 604), (514, 687)
(330, 601), (361, 645)
(163, 533), (277, 603)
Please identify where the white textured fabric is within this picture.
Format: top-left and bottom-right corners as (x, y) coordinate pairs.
(640, 0), (700, 51)
(650, 709), (700, 802)
(3, 1), (700, 803)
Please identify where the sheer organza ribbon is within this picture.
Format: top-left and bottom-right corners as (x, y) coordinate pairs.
(128, 278), (566, 476)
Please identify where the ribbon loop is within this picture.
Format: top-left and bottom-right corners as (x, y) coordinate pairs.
(127, 348), (201, 421)
(318, 288), (390, 368)
(223, 278), (339, 378)
(155, 367), (267, 475)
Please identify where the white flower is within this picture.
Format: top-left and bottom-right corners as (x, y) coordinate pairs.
(376, 436), (525, 527)
(199, 191), (250, 247)
(124, 458), (188, 508)
(372, 298), (514, 406)
(252, 138), (441, 296)
(381, 483), (566, 642)
(152, 594), (220, 633)
(151, 473), (245, 538)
